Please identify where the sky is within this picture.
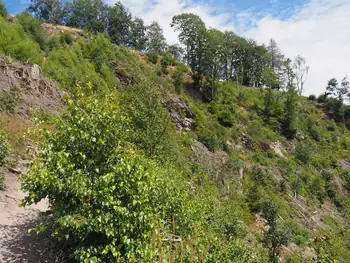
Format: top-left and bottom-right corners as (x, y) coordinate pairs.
(3, 0), (350, 96)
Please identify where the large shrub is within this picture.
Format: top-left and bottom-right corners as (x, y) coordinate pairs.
(146, 51), (158, 64)
(217, 109), (234, 128)
(17, 11), (46, 49)
(0, 91), (18, 113)
(21, 90), (196, 262)
(295, 143), (311, 164)
(0, 17), (43, 65)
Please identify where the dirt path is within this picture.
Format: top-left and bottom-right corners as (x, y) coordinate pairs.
(0, 163), (68, 263)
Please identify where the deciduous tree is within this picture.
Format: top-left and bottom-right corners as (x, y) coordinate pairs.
(0, 0), (7, 18)
(107, 1), (132, 45)
(293, 55), (309, 95)
(145, 21), (166, 54)
(29, 0), (67, 24)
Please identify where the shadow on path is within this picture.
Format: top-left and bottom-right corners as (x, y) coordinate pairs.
(0, 213), (71, 263)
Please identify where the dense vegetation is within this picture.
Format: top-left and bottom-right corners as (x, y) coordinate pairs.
(0, 0), (349, 262)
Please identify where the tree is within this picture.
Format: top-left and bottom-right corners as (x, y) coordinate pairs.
(173, 67), (185, 94)
(262, 201), (291, 261)
(167, 44), (184, 62)
(267, 39), (284, 74)
(66, 0), (108, 32)
(325, 77), (349, 123)
(281, 58), (295, 90)
(283, 85), (298, 139)
(203, 28), (224, 100)
(28, 0), (67, 24)
(262, 67), (280, 89)
(242, 40), (268, 87)
(145, 21), (166, 54)
(128, 17), (147, 50)
(0, 0), (7, 18)
(21, 89), (194, 262)
(171, 13), (207, 87)
(293, 55), (309, 95)
(107, 1), (132, 45)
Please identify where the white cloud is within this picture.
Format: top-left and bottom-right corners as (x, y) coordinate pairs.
(243, 0), (350, 95)
(108, 0), (350, 96)
(108, 0), (235, 44)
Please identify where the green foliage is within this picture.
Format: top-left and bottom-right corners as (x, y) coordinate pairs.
(342, 171), (350, 191)
(173, 67), (184, 93)
(0, 132), (8, 166)
(21, 89), (197, 262)
(261, 200), (291, 261)
(285, 220), (310, 245)
(308, 94), (316, 101)
(121, 82), (174, 159)
(28, 0), (67, 24)
(44, 40), (112, 91)
(160, 53), (176, 74)
(217, 108), (234, 127)
(17, 11), (46, 49)
(283, 86), (298, 139)
(0, 17), (44, 65)
(251, 166), (273, 186)
(146, 51), (158, 64)
(295, 143), (311, 164)
(107, 2), (132, 45)
(197, 128), (221, 152)
(0, 10), (347, 262)
(128, 18), (147, 50)
(0, 91), (18, 114)
(0, 0), (7, 18)
(145, 21), (166, 54)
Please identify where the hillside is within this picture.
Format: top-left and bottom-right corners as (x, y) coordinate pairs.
(0, 2), (350, 263)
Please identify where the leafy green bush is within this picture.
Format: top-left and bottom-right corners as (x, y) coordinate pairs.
(173, 68), (184, 93)
(17, 11), (46, 49)
(251, 165), (272, 186)
(285, 220), (310, 245)
(146, 51), (158, 64)
(342, 171), (350, 191)
(45, 44), (109, 91)
(295, 143), (311, 164)
(160, 52), (176, 74)
(217, 109), (234, 128)
(0, 91), (18, 113)
(261, 200), (291, 261)
(0, 17), (43, 65)
(21, 90), (197, 262)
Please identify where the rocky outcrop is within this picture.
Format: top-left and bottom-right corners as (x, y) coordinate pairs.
(270, 141), (287, 158)
(0, 56), (63, 115)
(163, 94), (194, 132)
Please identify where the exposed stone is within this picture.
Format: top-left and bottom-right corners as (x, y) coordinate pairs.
(241, 133), (254, 150)
(163, 94), (194, 132)
(30, 64), (40, 80)
(270, 141), (286, 158)
(0, 56), (63, 115)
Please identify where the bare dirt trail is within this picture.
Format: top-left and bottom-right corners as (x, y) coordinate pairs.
(0, 163), (68, 263)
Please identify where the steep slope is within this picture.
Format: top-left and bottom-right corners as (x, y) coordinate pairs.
(0, 13), (349, 263)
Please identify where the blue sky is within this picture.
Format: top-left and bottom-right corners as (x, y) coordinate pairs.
(3, 0), (350, 96)
(3, 0), (31, 15)
(4, 0), (306, 21)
